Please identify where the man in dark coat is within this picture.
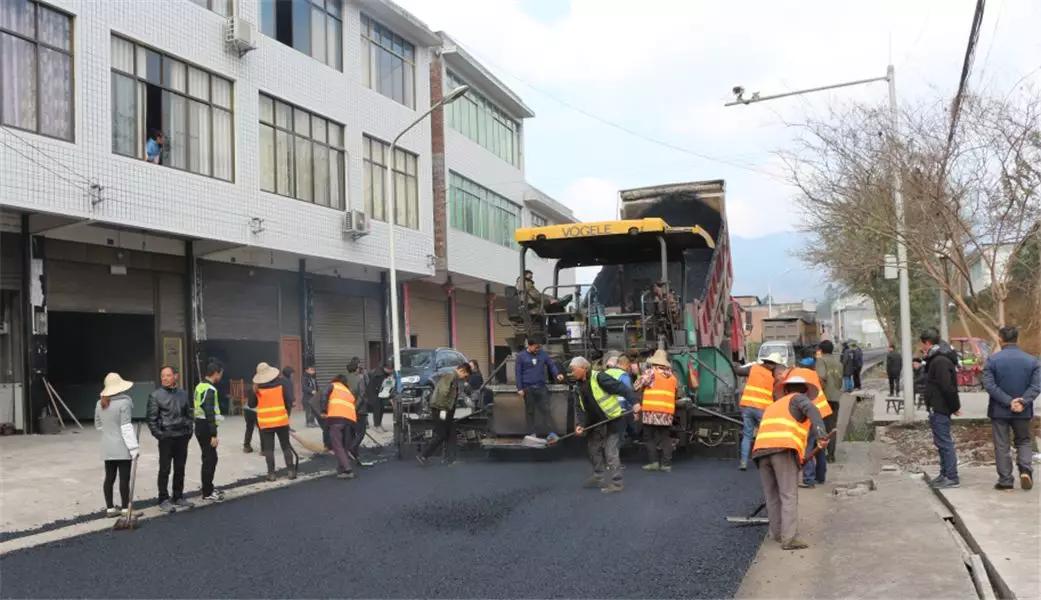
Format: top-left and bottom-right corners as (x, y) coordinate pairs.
(885, 344), (902, 396)
(981, 325), (1040, 491)
(920, 328), (962, 489)
(147, 366), (194, 513)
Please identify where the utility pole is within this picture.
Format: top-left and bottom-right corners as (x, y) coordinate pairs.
(726, 65), (916, 419)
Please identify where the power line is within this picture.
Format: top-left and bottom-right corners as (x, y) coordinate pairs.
(1, 125), (93, 186)
(946, 0), (986, 153)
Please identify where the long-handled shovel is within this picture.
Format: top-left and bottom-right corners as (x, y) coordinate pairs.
(522, 410), (635, 448)
(113, 454), (140, 531)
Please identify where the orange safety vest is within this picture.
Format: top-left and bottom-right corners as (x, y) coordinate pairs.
(255, 385), (290, 430)
(739, 364), (776, 410)
(327, 382), (357, 422)
(789, 367), (833, 419)
(642, 371), (677, 416)
(752, 393), (811, 462)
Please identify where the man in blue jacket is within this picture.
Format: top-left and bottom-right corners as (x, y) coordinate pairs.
(982, 325), (1040, 491)
(515, 335), (565, 436)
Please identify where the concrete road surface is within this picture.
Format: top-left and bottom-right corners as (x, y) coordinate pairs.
(0, 455), (764, 599)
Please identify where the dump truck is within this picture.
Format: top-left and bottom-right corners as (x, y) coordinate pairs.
(481, 179), (741, 453)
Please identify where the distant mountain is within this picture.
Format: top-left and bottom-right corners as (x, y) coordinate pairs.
(730, 231), (827, 302)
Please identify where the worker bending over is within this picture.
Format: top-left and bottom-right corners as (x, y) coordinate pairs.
(417, 362), (471, 466)
(783, 351), (834, 488)
(569, 356), (635, 494)
(252, 362), (297, 481)
(735, 353), (785, 471)
(321, 373), (357, 480)
(752, 373), (828, 550)
(636, 350), (678, 472)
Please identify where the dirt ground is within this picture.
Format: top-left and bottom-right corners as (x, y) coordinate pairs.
(879, 419), (1041, 472)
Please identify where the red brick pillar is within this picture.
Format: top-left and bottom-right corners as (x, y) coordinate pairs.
(430, 52), (447, 272)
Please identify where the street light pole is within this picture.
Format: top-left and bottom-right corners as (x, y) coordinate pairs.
(726, 65), (916, 419)
(385, 85), (470, 380)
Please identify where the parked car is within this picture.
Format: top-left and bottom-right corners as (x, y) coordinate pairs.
(396, 347), (469, 409)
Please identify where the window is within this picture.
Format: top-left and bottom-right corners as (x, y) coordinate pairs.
(259, 0), (341, 71)
(449, 172), (520, 248)
(530, 213), (548, 228)
(110, 35), (233, 180)
(187, 0), (230, 16)
(360, 14), (414, 108)
(445, 71), (520, 166)
(0, 0), (73, 140)
(259, 93), (344, 209)
(363, 135), (418, 229)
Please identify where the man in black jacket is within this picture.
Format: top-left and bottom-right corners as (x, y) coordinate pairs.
(148, 366), (194, 513)
(366, 361), (393, 431)
(885, 344), (902, 396)
(921, 328), (962, 489)
(302, 364), (319, 428)
(569, 356), (635, 494)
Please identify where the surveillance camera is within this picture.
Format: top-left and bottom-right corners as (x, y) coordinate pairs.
(732, 86), (745, 96)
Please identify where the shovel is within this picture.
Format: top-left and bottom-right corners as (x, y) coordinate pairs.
(523, 410), (634, 448)
(113, 454), (140, 531)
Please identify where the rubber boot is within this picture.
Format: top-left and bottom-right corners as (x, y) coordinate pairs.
(264, 451), (276, 481)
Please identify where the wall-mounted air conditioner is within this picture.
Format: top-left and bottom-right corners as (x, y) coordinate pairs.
(225, 17), (257, 57)
(343, 209), (370, 240)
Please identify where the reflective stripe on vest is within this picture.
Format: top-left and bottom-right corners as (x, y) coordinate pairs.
(739, 364), (775, 409)
(193, 382), (221, 425)
(642, 372), (677, 415)
(790, 367), (833, 419)
(255, 385), (290, 429)
(605, 367), (626, 383)
(585, 371), (623, 419)
(327, 382), (357, 422)
(752, 393), (811, 461)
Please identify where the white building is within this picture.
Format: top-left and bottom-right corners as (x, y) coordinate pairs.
(0, 0), (572, 431)
(831, 294), (886, 349)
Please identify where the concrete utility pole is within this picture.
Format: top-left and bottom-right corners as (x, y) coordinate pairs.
(386, 85), (469, 379)
(726, 65), (916, 419)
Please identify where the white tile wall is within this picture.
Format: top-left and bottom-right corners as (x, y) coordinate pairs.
(0, 0), (435, 275)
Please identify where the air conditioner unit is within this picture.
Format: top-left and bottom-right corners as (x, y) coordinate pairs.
(343, 209), (370, 240)
(225, 17), (257, 57)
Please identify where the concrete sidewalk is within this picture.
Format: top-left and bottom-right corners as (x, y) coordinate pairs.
(934, 466), (1040, 600)
(737, 440), (978, 599)
(874, 391), (990, 422)
(0, 411), (393, 536)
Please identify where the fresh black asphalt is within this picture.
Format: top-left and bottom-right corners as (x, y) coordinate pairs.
(1, 454), (765, 599)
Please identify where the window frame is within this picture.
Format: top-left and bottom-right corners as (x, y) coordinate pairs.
(360, 13), (416, 108)
(185, 0), (231, 16)
(0, 0), (75, 141)
(109, 33), (235, 181)
(258, 92), (346, 210)
(445, 71), (521, 167)
(258, 0), (342, 71)
(530, 213), (548, 228)
(362, 133), (419, 229)
(448, 171), (521, 248)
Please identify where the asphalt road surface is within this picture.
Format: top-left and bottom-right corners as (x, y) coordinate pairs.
(1, 454), (765, 599)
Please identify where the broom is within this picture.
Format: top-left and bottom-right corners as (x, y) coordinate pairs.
(243, 406), (327, 454)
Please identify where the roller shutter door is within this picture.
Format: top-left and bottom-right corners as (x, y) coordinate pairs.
(158, 273), (184, 332)
(409, 283), (448, 349)
(202, 280), (279, 341)
(313, 292), (365, 383)
(455, 291), (489, 370)
(47, 261), (154, 314)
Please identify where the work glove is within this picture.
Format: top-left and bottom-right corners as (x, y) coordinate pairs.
(439, 410), (447, 420)
(129, 447), (140, 459)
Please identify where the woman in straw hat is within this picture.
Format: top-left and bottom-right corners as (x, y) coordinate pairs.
(635, 350), (679, 472)
(94, 372), (139, 517)
(253, 362), (297, 481)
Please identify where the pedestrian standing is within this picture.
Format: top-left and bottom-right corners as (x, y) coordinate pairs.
(920, 328), (962, 489)
(345, 357), (369, 460)
(569, 356), (634, 494)
(815, 340), (843, 462)
(243, 382), (258, 453)
(981, 325), (1039, 491)
(886, 344), (902, 396)
(417, 362), (471, 466)
(302, 364), (319, 428)
(281, 366), (295, 415)
(253, 362), (297, 481)
(840, 342), (855, 392)
(95, 373), (140, 517)
(752, 373), (828, 550)
(515, 335), (565, 437)
(366, 360), (394, 431)
(147, 366), (193, 513)
(734, 353), (785, 471)
(321, 374), (358, 480)
(194, 360), (225, 502)
(851, 342), (864, 390)
(637, 350), (678, 473)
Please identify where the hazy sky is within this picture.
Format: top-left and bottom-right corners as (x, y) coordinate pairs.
(397, 0), (1041, 296)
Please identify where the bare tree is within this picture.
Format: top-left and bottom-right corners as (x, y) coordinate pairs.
(784, 90), (1041, 346)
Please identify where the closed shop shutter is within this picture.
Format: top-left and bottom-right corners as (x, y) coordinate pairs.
(47, 261), (154, 314)
(313, 291), (366, 384)
(455, 290), (489, 370)
(409, 283), (448, 349)
(1, 233), (22, 291)
(158, 273), (184, 332)
(202, 280), (279, 341)
(363, 297), (382, 342)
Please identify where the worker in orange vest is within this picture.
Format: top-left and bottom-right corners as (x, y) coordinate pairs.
(785, 350), (833, 487)
(635, 349), (679, 472)
(734, 352), (786, 470)
(252, 362), (296, 481)
(752, 373), (829, 550)
(320, 373), (358, 480)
